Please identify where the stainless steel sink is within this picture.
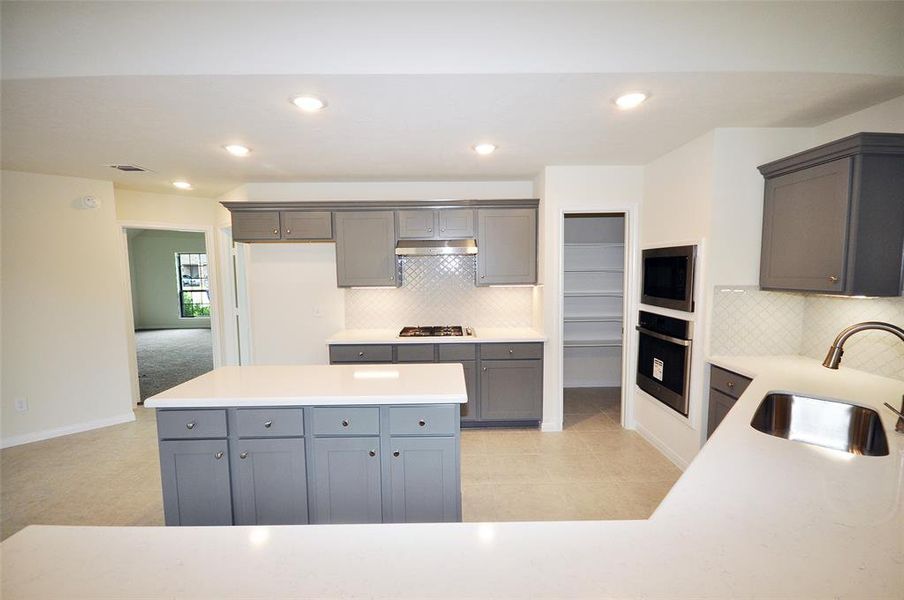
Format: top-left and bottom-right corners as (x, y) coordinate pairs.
(750, 393), (889, 456)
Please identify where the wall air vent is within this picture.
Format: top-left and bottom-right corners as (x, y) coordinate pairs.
(107, 164), (150, 172)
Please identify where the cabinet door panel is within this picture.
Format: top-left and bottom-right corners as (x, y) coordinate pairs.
(311, 437), (383, 524)
(440, 360), (477, 421)
(397, 210), (436, 239)
(232, 212), (281, 241)
(479, 359), (542, 421)
(706, 389), (737, 439)
(233, 438), (308, 525)
(281, 211), (332, 240)
(760, 158), (851, 292)
(159, 440), (232, 526)
(335, 212), (397, 287)
(438, 209), (475, 239)
(389, 437), (458, 523)
(477, 209), (537, 285)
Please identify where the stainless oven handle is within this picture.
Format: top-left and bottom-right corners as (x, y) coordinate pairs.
(635, 325), (692, 347)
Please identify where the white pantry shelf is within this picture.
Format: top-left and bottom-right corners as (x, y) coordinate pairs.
(563, 339), (623, 348)
(564, 291), (623, 297)
(563, 315), (623, 323)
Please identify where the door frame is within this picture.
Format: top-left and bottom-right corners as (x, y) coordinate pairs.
(556, 207), (638, 430)
(118, 220), (227, 405)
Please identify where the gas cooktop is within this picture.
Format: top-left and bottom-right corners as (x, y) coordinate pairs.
(399, 325), (470, 337)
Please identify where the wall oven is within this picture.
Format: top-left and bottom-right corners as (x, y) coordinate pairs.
(641, 245), (696, 312)
(635, 311), (693, 416)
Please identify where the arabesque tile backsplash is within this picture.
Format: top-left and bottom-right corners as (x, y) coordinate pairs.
(711, 286), (904, 381)
(345, 255), (533, 329)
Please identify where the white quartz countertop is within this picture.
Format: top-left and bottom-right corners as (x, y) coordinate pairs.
(144, 364), (467, 408)
(327, 327), (546, 344)
(4, 356), (903, 598)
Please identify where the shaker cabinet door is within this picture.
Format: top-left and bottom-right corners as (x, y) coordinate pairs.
(760, 157), (852, 292)
(437, 209), (475, 239)
(477, 209), (537, 285)
(311, 437), (383, 524)
(159, 440), (233, 526)
(388, 436), (458, 523)
(335, 211), (397, 287)
(281, 211), (332, 240)
(397, 210), (437, 239)
(479, 359), (542, 421)
(231, 212), (281, 242)
(232, 438), (308, 525)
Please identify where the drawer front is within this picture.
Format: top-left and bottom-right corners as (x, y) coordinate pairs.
(329, 345), (393, 363)
(396, 344), (435, 362)
(281, 211), (332, 240)
(480, 342), (543, 360)
(235, 408), (304, 438)
(709, 365), (752, 400)
(438, 344), (477, 361)
(389, 405), (457, 435)
(313, 407), (381, 436)
(157, 409), (227, 439)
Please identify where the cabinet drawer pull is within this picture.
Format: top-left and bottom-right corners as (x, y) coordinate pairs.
(358, 351), (365, 358)
(828, 275), (839, 283)
(342, 419), (350, 427)
(418, 419), (426, 427)
(369, 450), (376, 457)
(215, 451), (224, 460)
(186, 421), (195, 430)
(240, 451), (248, 459)
(393, 450), (400, 457)
(726, 381), (735, 389)
(264, 420), (272, 428)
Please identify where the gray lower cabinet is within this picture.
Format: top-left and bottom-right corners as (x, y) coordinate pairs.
(389, 436), (458, 523)
(232, 438), (308, 525)
(159, 439), (233, 526)
(706, 365), (753, 439)
(311, 436), (383, 524)
(477, 208), (537, 285)
(334, 211), (398, 287)
(479, 359), (543, 422)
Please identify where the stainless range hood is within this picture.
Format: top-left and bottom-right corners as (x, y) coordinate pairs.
(395, 239), (478, 256)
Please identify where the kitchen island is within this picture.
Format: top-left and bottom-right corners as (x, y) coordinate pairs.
(144, 363), (467, 527)
(2, 356), (902, 598)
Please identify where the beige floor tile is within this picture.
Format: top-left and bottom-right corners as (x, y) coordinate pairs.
(563, 412), (622, 432)
(493, 483), (573, 522)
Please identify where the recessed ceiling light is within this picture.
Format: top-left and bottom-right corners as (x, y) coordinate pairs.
(473, 143), (497, 155)
(172, 180), (193, 190)
(614, 92), (648, 110)
(291, 95), (327, 112)
(224, 144), (251, 157)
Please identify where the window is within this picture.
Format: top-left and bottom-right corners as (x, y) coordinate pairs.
(176, 253), (210, 318)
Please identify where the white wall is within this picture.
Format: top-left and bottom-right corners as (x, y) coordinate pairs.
(128, 229), (210, 329)
(811, 95), (904, 145)
(232, 181), (534, 203)
(536, 166), (644, 431)
(1, 171), (135, 447)
(115, 189), (221, 227)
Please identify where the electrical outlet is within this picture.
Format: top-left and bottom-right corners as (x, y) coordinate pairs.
(14, 396), (28, 412)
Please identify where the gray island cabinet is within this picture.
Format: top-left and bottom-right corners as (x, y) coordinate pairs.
(146, 365), (465, 527)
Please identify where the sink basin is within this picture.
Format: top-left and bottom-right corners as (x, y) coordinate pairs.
(750, 393), (889, 456)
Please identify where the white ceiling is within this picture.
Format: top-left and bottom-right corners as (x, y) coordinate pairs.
(2, 2), (903, 196)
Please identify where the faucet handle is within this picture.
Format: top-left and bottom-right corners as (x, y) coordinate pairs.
(884, 395), (904, 434)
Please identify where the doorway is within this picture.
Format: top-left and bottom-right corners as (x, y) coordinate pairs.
(561, 213), (626, 425)
(123, 228), (215, 403)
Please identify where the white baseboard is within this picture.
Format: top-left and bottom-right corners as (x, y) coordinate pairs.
(0, 412), (136, 449)
(634, 422), (690, 471)
(541, 420), (563, 432)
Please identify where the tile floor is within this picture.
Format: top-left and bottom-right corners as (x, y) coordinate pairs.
(0, 387), (682, 540)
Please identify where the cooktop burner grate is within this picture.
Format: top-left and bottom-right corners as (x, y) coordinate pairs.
(399, 325), (465, 337)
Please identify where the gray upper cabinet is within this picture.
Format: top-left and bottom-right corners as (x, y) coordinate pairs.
(438, 209), (475, 238)
(397, 210), (436, 239)
(232, 438), (308, 525)
(232, 212), (281, 242)
(477, 208), (538, 285)
(334, 211), (398, 287)
(281, 211), (332, 240)
(159, 439), (233, 526)
(759, 133), (904, 296)
(479, 359), (542, 421)
(311, 437), (383, 524)
(389, 437), (458, 523)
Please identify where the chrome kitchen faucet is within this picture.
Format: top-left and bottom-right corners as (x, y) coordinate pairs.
(822, 321), (904, 433)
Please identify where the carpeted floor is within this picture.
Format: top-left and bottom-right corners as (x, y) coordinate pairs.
(135, 329), (213, 402)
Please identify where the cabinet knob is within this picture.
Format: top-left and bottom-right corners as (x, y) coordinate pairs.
(358, 352), (365, 358)
(342, 419), (350, 427)
(441, 227), (446, 232)
(389, 277), (394, 282)
(726, 381), (735, 389)
(508, 348), (514, 354)
(285, 229), (291, 234)
(828, 275), (839, 283)
(480, 274), (486, 279)
(264, 420), (272, 428)
(369, 450), (376, 457)
(215, 451), (224, 460)
(240, 451), (248, 459)
(482, 367), (487, 371)
(186, 421), (195, 430)
(393, 450), (400, 457)
(272, 228), (279, 235)
(418, 419), (426, 427)
(427, 227), (433, 232)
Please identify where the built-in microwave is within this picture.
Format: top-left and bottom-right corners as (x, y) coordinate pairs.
(641, 245), (697, 312)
